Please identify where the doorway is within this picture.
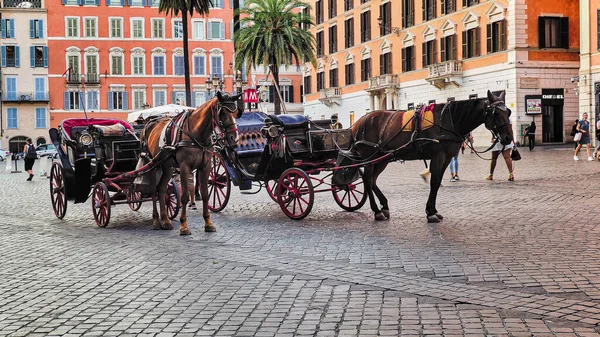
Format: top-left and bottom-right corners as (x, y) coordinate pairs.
(542, 105), (564, 143)
(9, 136), (27, 154)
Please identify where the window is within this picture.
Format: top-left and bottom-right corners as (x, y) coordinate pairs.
(131, 0), (143, 5)
(344, 18), (354, 48)
(211, 55), (223, 78)
(208, 21), (224, 39)
(1, 19), (15, 39)
(210, 0), (223, 8)
(34, 78), (46, 100)
(317, 72), (325, 91)
(30, 46), (48, 68)
(329, 68), (338, 88)
(462, 27), (480, 58)
(86, 55), (97, 75)
(441, 35), (457, 61)
(194, 91), (207, 107)
(66, 17), (79, 37)
(84, 0), (96, 4)
(487, 20), (507, 53)
(6, 77), (17, 100)
(328, 0), (336, 19)
(379, 2), (391, 36)
(402, 0), (414, 28)
(154, 90), (167, 106)
(316, 31), (324, 56)
(316, 0), (323, 24)
(172, 91), (186, 104)
(329, 25), (337, 54)
(132, 19), (144, 38)
(111, 55), (123, 75)
(441, 0), (455, 15)
(345, 63), (355, 85)
(279, 85), (294, 103)
(301, 7), (311, 30)
(380, 52), (392, 74)
(30, 20), (44, 39)
(133, 90), (146, 110)
(193, 20), (205, 39)
(107, 0), (121, 5)
(469, 93), (478, 99)
(193, 55), (205, 75)
(84, 18), (97, 37)
(110, 18), (123, 38)
(402, 46), (415, 71)
(153, 55), (165, 75)
(64, 91), (82, 110)
(422, 0), (436, 22)
(35, 108), (47, 129)
(422, 40), (436, 66)
(7, 108), (17, 129)
(151, 0), (160, 7)
(86, 91), (99, 110)
(173, 20), (183, 39)
(108, 91), (128, 110)
(174, 55), (184, 75)
(360, 11), (371, 43)
(344, 0), (353, 11)
(304, 76), (312, 94)
(1, 46), (20, 68)
(133, 55), (144, 75)
(538, 17), (569, 49)
(152, 19), (164, 38)
(462, 0), (478, 7)
(360, 58), (371, 81)
(68, 55), (80, 74)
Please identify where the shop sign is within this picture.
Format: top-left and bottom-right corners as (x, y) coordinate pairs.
(525, 95), (542, 115)
(542, 94), (564, 100)
(520, 77), (540, 89)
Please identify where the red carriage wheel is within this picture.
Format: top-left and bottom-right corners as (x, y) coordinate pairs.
(126, 186), (142, 211)
(92, 182), (111, 228)
(277, 168), (314, 220)
(207, 154), (231, 212)
(166, 179), (181, 220)
(332, 169), (367, 211)
(265, 180), (279, 202)
(50, 162), (67, 219)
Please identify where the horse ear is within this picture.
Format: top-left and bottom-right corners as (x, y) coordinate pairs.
(216, 91), (223, 102)
(498, 91), (506, 102)
(486, 90), (496, 103)
(232, 93), (243, 101)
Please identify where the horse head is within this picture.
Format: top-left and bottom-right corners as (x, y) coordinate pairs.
(215, 91), (243, 147)
(485, 90), (513, 145)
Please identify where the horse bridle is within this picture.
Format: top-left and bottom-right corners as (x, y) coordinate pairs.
(211, 100), (239, 142)
(483, 100), (510, 143)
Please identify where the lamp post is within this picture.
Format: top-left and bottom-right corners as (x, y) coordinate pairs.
(205, 74), (225, 98)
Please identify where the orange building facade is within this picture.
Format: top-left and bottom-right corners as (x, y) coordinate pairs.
(303, 0), (580, 145)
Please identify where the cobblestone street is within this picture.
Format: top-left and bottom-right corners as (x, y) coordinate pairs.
(2, 146), (600, 336)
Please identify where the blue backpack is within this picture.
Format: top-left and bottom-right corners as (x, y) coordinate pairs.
(25, 144), (37, 159)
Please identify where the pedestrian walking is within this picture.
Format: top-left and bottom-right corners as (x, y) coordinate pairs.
(449, 153), (460, 182)
(525, 121), (536, 151)
(570, 119), (580, 149)
(595, 118), (600, 160)
(486, 137), (515, 181)
(23, 138), (37, 181)
(574, 113), (593, 161)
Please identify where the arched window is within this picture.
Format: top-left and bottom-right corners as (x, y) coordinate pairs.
(9, 136), (27, 154)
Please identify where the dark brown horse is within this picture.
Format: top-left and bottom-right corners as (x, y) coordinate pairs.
(337, 90), (513, 223)
(142, 92), (242, 234)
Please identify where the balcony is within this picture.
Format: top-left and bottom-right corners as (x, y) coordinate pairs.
(366, 74), (398, 92)
(1, 0), (42, 7)
(84, 73), (100, 84)
(426, 60), (463, 89)
(66, 73), (81, 84)
(2, 92), (49, 103)
(318, 87), (341, 106)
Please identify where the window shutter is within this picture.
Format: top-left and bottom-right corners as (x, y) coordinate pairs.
(440, 38), (446, 62)
(120, 0), (125, 5)
(122, 91), (128, 110)
(148, 0), (152, 5)
(500, 20), (507, 51)
(462, 31), (467, 58)
(230, 0), (232, 8)
(462, 0), (466, 6)
(207, 22), (212, 40)
(171, 92), (176, 104)
(451, 35), (457, 60)
(441, 0), (446, 14)
(486, 23), (492, 53)
(268, 86), (274, 102)
(96, 0), (100, 5)
(1, 20), (5, 39)
(379, 54), (384, 75)
(128, 0), (131, 5)
(62, 0), (67, 4)
(15, 46), (20, 67)
(422, 42), (426, 67)
(475, 27), (480, 56)
(538, 18), (546, 48)
(9, 19), (15, 38)
(220, 22), (225, 39)
(401, 48), (407, 72)
(44, 46), (48, 68)
(433, 40), (437, 64)
(79, 91), (84, 109)
(30, 46), (35, 68)
(0, 46), (5, 67)
(422, 0), (425, 22)
(560, 17), (569, 49)
(598, 10), (600, 50)
(38, 20), (44, 38)
(64, 92), (70, 110)
(401, 1), (406, 28)
(230, 20), (234, 39)
(30, 20), (35, 38)
(191, 91), (197, 107)
(87, 92), (93, 110)
(108, 92), (114, 110)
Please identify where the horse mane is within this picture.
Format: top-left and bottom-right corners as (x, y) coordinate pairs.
(442, 98), (486, 133)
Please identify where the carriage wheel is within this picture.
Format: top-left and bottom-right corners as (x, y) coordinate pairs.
(126, 186), (142, 211)
(50, 162), (67, 219)
(332, 170), (367, 212)
(265, 180), (279, 202)
(277, 168), (314, 220)
(208, 154), (231, 212)
(166, 179), (181, 220)
(92, 182), (111, 228)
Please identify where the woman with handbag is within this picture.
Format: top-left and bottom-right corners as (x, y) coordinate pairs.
(574, 113), (592, 161)
(486, 126), (516, 182)
(23, 138), (37, 181)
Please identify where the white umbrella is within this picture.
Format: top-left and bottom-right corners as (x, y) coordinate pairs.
(127, 104), (194, 123)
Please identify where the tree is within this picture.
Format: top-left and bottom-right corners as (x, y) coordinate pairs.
(234, 0), (316, 115)
(159, 0), (213, 107)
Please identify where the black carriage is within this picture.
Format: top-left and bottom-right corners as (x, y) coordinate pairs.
(207, 112), (367, 219)
(49, 118), (180, 227)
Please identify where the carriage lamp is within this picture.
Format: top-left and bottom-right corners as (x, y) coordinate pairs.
(79, 132), (93, 146)
(266, 125), (279, 138)
(331, 114), (339, 125)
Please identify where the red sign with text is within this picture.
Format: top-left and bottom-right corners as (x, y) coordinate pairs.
(244, 89), (259, 103)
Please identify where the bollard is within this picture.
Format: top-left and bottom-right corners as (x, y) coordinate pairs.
(11, 154), (22, 173)
(5, 154), (12, 172)
(39, 156), (48, 176)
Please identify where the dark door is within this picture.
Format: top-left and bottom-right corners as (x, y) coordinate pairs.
(542, 105), (564, 143)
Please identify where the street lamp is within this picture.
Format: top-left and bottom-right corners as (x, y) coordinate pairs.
(205, 74), (224, 98)
(234, 75), (247, 94)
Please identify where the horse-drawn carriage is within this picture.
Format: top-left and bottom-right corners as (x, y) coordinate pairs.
(48, 118), (180, 227)
(206, 111), (368, 219)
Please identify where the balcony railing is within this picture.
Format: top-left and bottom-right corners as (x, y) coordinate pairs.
(66, 73), (81, 84)
(366, 74), (398, 91)
(318, 87), (341, 106)
(2, 92), (49, 102)
(84, 73), (100, 84)
(1, 0), (42, 7)
(426, 60), (463, 89)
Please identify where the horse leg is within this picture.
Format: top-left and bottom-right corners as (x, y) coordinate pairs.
(195, 169), (202, 201)
(425, 152), (453, 223)
(157, 165), (174, 230)
(151, 173), (161, 230)
(363, 165), (384, 221)
(178, 165), (192, 235)
(198, 165), (216, 232)
(370, 161), (390, 219)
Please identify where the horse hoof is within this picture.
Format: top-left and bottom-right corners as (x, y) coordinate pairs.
(374, 212), (386, 221)
(161, 222), (173, 230)
(152, 222), (162, 230)
(427, 215), (441, 223)
(382, 209), (390, 219)
(180, 228), (192, 235)
(205, 224), (217, 232)
(435, 213), (443, 220)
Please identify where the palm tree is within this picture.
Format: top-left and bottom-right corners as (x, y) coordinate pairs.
(234, 0), (316, 115)
(159, 0), (213, 107)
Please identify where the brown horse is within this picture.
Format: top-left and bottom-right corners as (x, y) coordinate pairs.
(337, 90), (513, 223)
(142, 92), (242, 234)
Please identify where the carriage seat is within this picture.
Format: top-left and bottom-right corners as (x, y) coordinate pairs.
(269, 114), (309, 130)
(92, 124), (127, 137)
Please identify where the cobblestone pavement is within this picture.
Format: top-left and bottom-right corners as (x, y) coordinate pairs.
(2, 146), (600, 336)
